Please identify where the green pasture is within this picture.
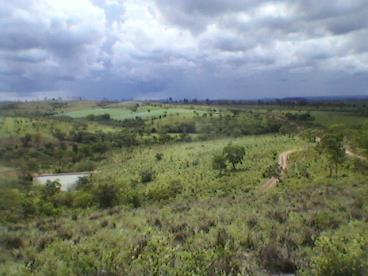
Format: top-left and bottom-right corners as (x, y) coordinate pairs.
(0, 116), (117, 139)
(311, 111), (368, 128)
(63, 105), (206, 120)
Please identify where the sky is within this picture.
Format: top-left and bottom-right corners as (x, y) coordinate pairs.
(1, 0), (368, 100)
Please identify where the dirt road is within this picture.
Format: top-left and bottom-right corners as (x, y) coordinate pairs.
(259, 149), (298, 192)
(345, 148), (367, 161)
(259, 147), (366, 192)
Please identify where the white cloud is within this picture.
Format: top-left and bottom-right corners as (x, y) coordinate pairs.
(0, 0), (106, 92)
(110, 0), (197, 80)
(1, 0), (368, 98)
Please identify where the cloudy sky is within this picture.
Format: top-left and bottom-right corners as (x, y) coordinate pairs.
(1, 0), (368, 100)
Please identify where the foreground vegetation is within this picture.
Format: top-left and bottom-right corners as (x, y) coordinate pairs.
(0, 99), (367, 275)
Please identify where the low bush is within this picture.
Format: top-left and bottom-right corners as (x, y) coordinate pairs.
(305, 221), (368, 276)
(140, 169), (155, 183)
(93, 183), (120, 208)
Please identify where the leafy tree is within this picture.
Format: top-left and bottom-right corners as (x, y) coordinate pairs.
(212, 154), (227, 175)
(321, 134), (345, 177)
(223, 143), (245, 170)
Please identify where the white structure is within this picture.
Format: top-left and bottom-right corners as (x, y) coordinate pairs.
(34, 172), (91, 191)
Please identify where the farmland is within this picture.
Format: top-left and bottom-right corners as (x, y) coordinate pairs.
(0, 99), (367, 275)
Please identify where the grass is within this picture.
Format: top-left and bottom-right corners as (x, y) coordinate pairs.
(94, 134), (303, 200)
(1, 101), (368, 275)
(62, 105), (206, 120)
(1, 141), (367, 275)
(0, 116), (117, 138)
(311, 111), (368, 128)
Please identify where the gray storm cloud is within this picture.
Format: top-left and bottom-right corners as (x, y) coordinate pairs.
(0, 0), (368, 100)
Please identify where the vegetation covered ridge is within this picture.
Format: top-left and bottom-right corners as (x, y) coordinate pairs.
(0, 99), (368, 275)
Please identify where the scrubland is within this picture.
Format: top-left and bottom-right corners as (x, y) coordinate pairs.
(0, 100), (367, 275)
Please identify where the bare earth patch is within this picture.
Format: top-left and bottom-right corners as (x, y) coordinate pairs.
(259, 149), (298, 192)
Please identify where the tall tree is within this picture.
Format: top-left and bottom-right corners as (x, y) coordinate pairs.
(321, 134), (345, 177)
(223, 143), (245, 170)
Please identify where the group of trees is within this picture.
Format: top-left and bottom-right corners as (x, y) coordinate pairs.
(285, 112), (314, 122)
(317, 132), (345, 177)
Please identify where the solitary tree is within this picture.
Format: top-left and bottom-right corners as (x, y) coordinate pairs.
(321, 134), (345, 177)
(223, 143), (245, 170)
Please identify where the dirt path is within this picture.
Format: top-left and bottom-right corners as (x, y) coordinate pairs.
(259, 149), (298, 192)
(345, 148), (367, 161)
(259, 147), (366, 192)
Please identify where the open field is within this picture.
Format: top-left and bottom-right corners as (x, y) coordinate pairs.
(63, 105), (206, 120)
(311, 111), (368, 128)
(1, 140), (367, 275)
(0, 116), (117, 139)
(94, 135), (302, 200)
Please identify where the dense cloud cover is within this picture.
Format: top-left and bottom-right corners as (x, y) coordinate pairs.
(1, 0), (368, 100)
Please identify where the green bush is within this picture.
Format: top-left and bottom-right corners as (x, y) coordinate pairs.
(94, 183), (120, 208)
(155, 153), (164, 161)
(212, 154), (227, 175)
(41, 180), (61, 199)
(38, 201), (59, 216)
(145, 180), (182, 201)
(305, 221), (368, 276)
(263, 163), (282, 179)
(73, 192), (94, 208)
(140, 168), (155, 183)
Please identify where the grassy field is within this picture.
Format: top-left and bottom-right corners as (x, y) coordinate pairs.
(63, 105), (206, 120)
(94, 135), (302, 200)
(1, 139), (368, 275)
(0, 116), (117, 139)
(311, 111), (368, 128)
(1, 101), (368, 275)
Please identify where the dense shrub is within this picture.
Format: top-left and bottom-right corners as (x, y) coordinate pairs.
(73, 192), (94, 208)
(94, 183), (120, 208)
(212, 154), (227, 175)
(1, 235), (25, 249)
(305, 222), (368, 276)
(263, 163), (282, 179)
(155, 153), (164, 161)
(41, 180), (61, 199)
(260, 243), (297, 274)
(145, 180), (182, 202)
(140, 168), (155, 183)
